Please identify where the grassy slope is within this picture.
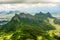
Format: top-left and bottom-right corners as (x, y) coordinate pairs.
(48, 18), (60, 35)
(0, 19), (56, 40)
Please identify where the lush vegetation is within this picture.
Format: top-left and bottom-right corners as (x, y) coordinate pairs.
(0, 12), (59, 40)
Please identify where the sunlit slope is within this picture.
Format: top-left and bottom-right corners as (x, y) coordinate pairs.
(49, 18), (60, 33)
(0, 32), (13, 40)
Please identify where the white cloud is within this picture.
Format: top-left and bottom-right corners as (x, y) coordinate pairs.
(0, 3), (57, 11)
(0, 0), (21, 2)
(0, 0), (60, 3)
(39, 0), (60, 3)
(0, 14), (14, 19)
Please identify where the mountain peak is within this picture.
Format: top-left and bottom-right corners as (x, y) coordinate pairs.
(46, 12), (53, 18)
(13, 12), (53, 21)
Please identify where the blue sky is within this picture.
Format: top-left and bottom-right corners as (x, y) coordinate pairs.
(19, 7), (60, 13)
(18, 6), (60, 17)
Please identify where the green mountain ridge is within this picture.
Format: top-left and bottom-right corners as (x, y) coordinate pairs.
(0, 12), (58, 40)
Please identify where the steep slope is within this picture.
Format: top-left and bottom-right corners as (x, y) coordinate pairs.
(0, 12), (56, 40)
(49, 18), (60, 35)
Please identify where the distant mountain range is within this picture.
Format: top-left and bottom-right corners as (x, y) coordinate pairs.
(0, 10), (21, 14)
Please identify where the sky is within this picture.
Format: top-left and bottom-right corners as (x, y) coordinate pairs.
(0, 3), (59, 13)
(0, 0), (60, 17)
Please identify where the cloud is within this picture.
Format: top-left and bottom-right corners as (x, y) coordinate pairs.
(0, 0), (60, 3)
(0, 14), (14, 19)
(0, 3), (57, 11)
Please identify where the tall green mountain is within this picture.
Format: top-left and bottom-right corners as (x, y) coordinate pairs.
(0, 12), (57, 40)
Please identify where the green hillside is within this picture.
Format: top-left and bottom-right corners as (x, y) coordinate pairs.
(0, 12), (59, 40)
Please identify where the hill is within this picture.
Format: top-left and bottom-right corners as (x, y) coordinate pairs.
(0, 12), (57, 40)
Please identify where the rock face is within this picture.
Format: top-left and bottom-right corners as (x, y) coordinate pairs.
(46, 12), (53, 18)
(19, 13), (33, 18)
(12, 12), (54, 23)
